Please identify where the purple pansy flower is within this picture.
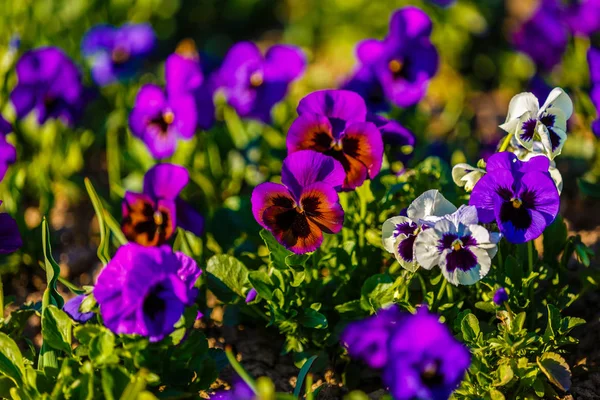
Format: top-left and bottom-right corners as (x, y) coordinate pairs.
(382, 190), (457, 272)
(122, 163), (204, 247)
(344, 7), (439, 109)
(367, 114), (416, 166)
(0, 117), (16, 182)
(341, 306), (470, 400)
(251, 150), (345, 254)
(469, 152), (560, 244)
(383, 308), (471, 400)
(215, 41), (306, 123)
(512, 0), (568, 71)
(493, 287), (509, 305)
(414, 205), (500, 286)
(129, 54), (202, 159)
(561, 0), (600, 37)
(94, 244), (201, 342)
(0, 203), (22, 254)
(245, 288), (258, 303)
(428, 0), (456, 6)
(63, 295), (95, 323)
(588, 46), (600, 137)
(11, 47), (86, 126)
(287, 90), (384, 191)
(82, 23), (155, 86)
(211, 379), (254, 400)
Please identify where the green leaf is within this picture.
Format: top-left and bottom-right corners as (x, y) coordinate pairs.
(89, 330), (119, 366)
(101, 366), (131, 400)
(248, 271), (274, 301)
(537, 352), (571, 392)
(475, 301), (496, 313)
(504, 255), (522, 289)
(335, 300), (364, 318)
(543, 216), (567, 261)
(41, 305), (72, 355)
(494, 364), (514, 387)
(285, 253), (310, 268)
(84, 178), (111, 265)
(289, 268), (306, 288)
(544, 304), (561, 341)
(0, 332), (24, 385)
(560, 316), (585, 335)
(299, 309), (328, 329)
(533, 377), (545, 397)
(360, 274), (395, 311)
(488, 388), (505, 400)
(41, 218), (64, 310)
(260, 229), (293, 269)
(461, 313), (480, 342)
(294, 355), (318, 398)
(206, 255), (249, 298)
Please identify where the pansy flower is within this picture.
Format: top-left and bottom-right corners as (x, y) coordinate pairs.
(63, 295), (95, 323)
(513, 143), (563, 194)
(512, 0), (568, 71)
(452, 163), (486, 193)
(500, 88), (573, 159)
(122, 163), (204, 246)
(367, 114), (415, 167)
(493, 287), (509, 305)
(94, 244), (201, 342)
(0, 203), (22, 254)
(10, 47), (86, 126)
(561, 0), (600, 37)
(0, 117), (16, 183)
(129, 54), (203, 159)
(469, 152), (560, 244)
(211, 379), (254, 400)
(215, 41), (306, 123)
(588, 46), (600, 137)
(344, 7), (439, 109)
(287, 90), (384, 190)
(415, 205), (500, 286)
(383, 308), (471, 400)
(382, 190), (457, 271)
(82, 23), (155, 86)
(251, 150), (345, 254)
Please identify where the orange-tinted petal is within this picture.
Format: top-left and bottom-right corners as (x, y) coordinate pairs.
(300, 182), (344, 234)
(121, 193), (175, 246)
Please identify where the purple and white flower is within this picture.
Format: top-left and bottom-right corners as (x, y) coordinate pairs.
(414, 205), (500, 286)
(382, 190), (456, 271)
(499, 88), (573, 160)
(451, 162), (486, 192)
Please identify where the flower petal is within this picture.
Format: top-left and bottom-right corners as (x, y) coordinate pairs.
(281, 150), (345, 197)
(539, 87), (573, 120)
(299, 182), (344, 234)
(499, 92), (539, 133)
(251, 182), (295, 230)
(382, 216), (415, 253)
(143, 163), (189, 200)
(341, 121), (384, 179)
(165, 54), (204, 97)
(388, 6), (433, 41)
(407, 189), (457, 222)
(296, 90), (367, 122)
(176, 198), (204, 237)
(0, 213), (22, 254)
(264, 45), (306, 82)
(469, 170), (514, 224)
(286, 113), (334, 154)
(414, 227), (442, 270)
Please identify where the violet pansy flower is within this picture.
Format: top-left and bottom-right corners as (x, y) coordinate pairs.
(366, 114), (416, 166)
(287, 90), (384, 191)
(469, 152), (559, 244)
(382, 190), (457, 272)
(216, 41), (306, 123)
(414, 205), (500, 286)
(11, 47), (86, 126)
(500, 88), (573, 159)
(210, 379), (254, 400)
(63, 295), (95, 323)
(122, 163), (204, 247)
(588, 46), (600, 137)
(512, 0), (568, 72)
(94, 244), (201, 342)
(561, 0), (600, 37)
(129, 54), (201, 159)
(493, 287), (509, 305)
(0, 117), (16, 183)
(341, 306), (470, 400)
(251, 150), (345, 254)
(344, 7), (439, 109)
(82, 23), (155, 86)
(0, 202), (22, 254)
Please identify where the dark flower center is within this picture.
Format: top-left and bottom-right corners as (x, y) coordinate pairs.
(419, 359), (444, 388)
(367, 81), (385, 105)
(439, 233), (478, 272)
(149, 111), (175, 136)
(498, 188), (537, 230)
(111, 46), (130, 64)
(143, 284), (167, 319)
(43, 95), (60, 113)
(122, 198), (174, 246)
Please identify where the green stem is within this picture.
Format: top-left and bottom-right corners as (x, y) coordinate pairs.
(0, 275), (4, 320)
(435, 278), (448, 308)
(527, 241), (534, 276)
(305, 373), (314, 400)
(225, 346), (257, 393)
(498, 133), (513, 152)
(358, 193), (367, 250)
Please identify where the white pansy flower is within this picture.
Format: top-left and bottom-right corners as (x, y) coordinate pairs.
(452, 163), (486, 192)
(414, 205), (501, 286)
(500, 87), (573, 160)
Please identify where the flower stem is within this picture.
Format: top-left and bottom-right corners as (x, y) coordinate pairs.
(498, 133), (513, 152)
(527, 241), (534, 276)
(225, 346), (257, 394)
(435, 278), (447, 308)
(306, 373), (314, 400)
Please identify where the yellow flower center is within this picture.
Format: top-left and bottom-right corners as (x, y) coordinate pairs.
(511, 198), (522, 209)
(332, 140), (344, 151)
(250, 71), (264, 87)
(153, 211), (164, 226)
(388, 59), (403, 74)
(163, 111), (175, 125)
(452, 239), (463, 252)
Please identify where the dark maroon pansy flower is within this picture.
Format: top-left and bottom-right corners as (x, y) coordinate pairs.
(215, 41), (306, 123)
(122, 163), (203, 247)
(11, 47), (87, 126)
(344, 7), (439, 109)
(251, 150), (345, 254)
(287, 90), (384, 191)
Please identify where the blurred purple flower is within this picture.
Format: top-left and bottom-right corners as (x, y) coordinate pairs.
(429, 0), (456, 6)
(341, 306), (470, 400)
(588, 46), (600, 137)
(129, 54), (202, 158)
(215, 42), (306, 123)
(63, 295), (95, 323)
(512, 0), (568, 71)
(251, 150), (345, 254)
(366, 114), (416, 165)
(0, 117), (16, 183)
(0, 202), (22, 254)
(11, 47), (86, 126)
(94, 244), (201, 342)
(469, 152), (559, 244)
(344, 7), (439, 109)
(122, 163), (204, 247)
(245, 288), (258, 303)
(493, 287), (509, 305)
(528, 75), (553, 103)
(287, 90), (384, 190)
(561, 0), (600, 36)
(82, 23), (155, 86)
(211, 379), (254, 400)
